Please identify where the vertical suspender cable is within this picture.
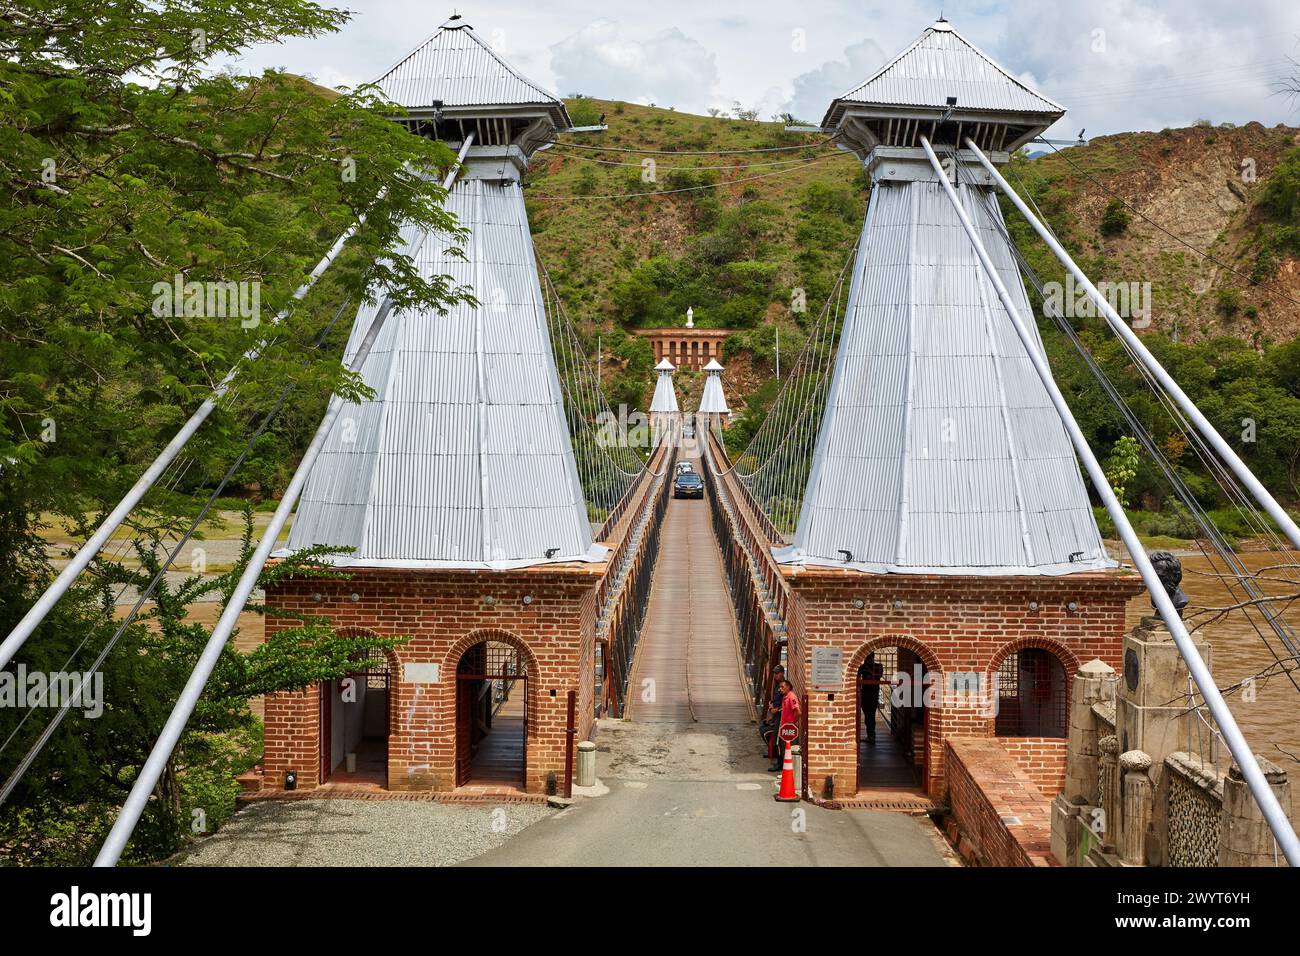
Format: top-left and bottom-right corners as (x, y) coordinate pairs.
(965, 138), (1300, 554)
(920, 136), (1299, 865)
(93, 137), (474, 866)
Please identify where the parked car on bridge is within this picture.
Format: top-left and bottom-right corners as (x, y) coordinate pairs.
(673, 472), (704, 499)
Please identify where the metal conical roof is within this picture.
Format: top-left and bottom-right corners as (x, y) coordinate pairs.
(376, 15), (570, 122)
(823, 19), (1063, 128)
(651, 362), (679, 413)
(280, 175), (601, 569)
(779, 174), (1111, 576)
(699, 361), (729, 414)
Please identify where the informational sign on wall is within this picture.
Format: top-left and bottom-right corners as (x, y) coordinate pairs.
(811, 646), (844, 691)
(403, 663), (440, 684)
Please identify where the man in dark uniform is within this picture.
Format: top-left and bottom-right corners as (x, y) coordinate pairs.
(859, 653), (884, 745)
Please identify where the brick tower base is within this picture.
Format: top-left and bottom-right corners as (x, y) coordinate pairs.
(261, 564), (603, 794)
(784, 568), (1145, 798)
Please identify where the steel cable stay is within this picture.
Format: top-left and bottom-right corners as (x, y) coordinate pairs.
(921, 135), (1299, 864)
(0, 296), (358, 798)
(965, 187), (1300, 696)
(967, 145), (1300, 613)
(954, 148), (1300, 705)
(534, 258), (648, 524)
(1000, 158), (1300, 583)
(722, 239), (857, 537)
(0, 139), (476, 672)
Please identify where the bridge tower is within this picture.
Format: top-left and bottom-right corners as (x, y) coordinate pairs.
(259, 16), (609, 795)
(780, 19), (1144, 799)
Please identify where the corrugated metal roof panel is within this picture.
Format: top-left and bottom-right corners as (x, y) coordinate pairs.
(281, 176), (600, 569)
(829, 20), (1064, 117)
(699, 367), (729, 414)
(651, 369), (679, 413)
(375, 18), (565, 111)
(783, 174), (1111, 576)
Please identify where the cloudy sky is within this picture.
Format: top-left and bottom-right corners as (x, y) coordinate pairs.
(236, 0), (1300, 139)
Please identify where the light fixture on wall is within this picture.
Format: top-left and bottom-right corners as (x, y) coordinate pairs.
(482, 595), (497, 606)
(350, 592), (360, 603)
(892, 599), (904, 611)
(1028, 600), (1040, 612)
(853, 598), (865, 609)
(522, 595), (534, 606)
(1066, 601), (1080, 613)
(310, 593), (322, 603)
(284, 769), (297, 791)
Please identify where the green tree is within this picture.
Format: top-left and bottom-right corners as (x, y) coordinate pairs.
(0, 0), (470, 863)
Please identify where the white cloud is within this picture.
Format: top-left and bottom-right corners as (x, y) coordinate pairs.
(549, 18), (720, 110)
(785, 37), (888, 125)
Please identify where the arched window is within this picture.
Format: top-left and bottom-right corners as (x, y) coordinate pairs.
(994, 647), (1068, 738)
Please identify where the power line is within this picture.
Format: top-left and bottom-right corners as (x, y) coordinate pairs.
(548, 137), (837, 156)
(527, 152), (841, 202)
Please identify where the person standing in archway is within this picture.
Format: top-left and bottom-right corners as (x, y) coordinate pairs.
(859, 653), (884, 745)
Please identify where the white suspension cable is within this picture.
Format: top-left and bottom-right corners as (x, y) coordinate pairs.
(922, 135), (1299, 865)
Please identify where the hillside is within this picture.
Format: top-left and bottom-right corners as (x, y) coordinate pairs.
(526, 104), (1300, 419)
(1010, 122), (1300, 343)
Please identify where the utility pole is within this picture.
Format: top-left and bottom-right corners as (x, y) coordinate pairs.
(775, 326), (780, 380)
(596, 335), (602, 382)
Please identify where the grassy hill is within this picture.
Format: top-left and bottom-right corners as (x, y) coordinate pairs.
(526, 103), (1300, 417)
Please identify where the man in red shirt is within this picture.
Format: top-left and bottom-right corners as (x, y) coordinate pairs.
(771, 679), (801, 770)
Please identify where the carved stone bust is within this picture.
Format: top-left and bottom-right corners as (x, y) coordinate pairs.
(1149, 550), (1189, 618)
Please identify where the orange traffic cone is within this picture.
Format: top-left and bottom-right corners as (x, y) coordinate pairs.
(774, 741), (798, 802)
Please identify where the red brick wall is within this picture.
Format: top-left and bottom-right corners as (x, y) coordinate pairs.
(1000, 738), (1067, 796)
(261, 564), (602, 794)
(945, 738), (1057, 867)
(784, 569), (1144, 797)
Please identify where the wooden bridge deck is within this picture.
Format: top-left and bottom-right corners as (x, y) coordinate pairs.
(626, 451), (753, 725)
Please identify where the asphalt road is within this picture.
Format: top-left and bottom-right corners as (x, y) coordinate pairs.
(464, 775), (952, 867)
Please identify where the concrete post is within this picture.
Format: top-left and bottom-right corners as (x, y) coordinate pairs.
(1220, 757), (1291, 866)
(576, 740), (596, 788)
(1098, 735), (1120, 852)
(1117, 616), (1212, 865)
(1120, 750), (1154, 866)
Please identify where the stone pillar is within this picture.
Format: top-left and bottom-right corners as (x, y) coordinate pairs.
(1052, 659), (1116, 865)
(1065, 659), (1116, 803)
(1098, 734), (1120, 852)
(1116, 616), (1211, 865)
(1120, 750), (1154, 865)
(1219, 757), (1291, 866)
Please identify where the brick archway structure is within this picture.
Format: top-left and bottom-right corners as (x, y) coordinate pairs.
(846, 636), (943, 794)
(318, 628), (399, 785)
(985, 636), (1078, 742)
(444, 628), (542, 789)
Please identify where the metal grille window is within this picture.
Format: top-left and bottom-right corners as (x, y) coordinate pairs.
(350, 646), (391, 690)
(994, 648), (1067, 737)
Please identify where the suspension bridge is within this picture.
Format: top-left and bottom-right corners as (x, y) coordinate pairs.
(2, 15), (1299, 869)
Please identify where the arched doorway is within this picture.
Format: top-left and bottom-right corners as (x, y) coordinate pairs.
(855, 643), (933, 793)
(318, 640), (392, 787)
(993, 646), (1069, 738)
(455, 638), (529, 789)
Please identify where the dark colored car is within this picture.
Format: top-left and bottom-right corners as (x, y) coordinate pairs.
(673, 472), (704, 499)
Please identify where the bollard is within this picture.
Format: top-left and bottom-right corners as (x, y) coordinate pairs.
(792, 746), (803, 799)
(576, 741), (597, 788)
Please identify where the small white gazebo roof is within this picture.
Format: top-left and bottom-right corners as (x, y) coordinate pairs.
(699, 361), (729, 414)
(651, 358), (678, 413)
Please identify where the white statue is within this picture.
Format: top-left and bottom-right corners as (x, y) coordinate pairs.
(685, 306), (694, 329)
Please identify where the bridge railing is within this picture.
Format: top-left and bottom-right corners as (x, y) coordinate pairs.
(594, 440), (675, 718)
(702, 427), (789, 714)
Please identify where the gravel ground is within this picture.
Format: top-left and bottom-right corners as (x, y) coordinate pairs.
(177, 799), (552, 867)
